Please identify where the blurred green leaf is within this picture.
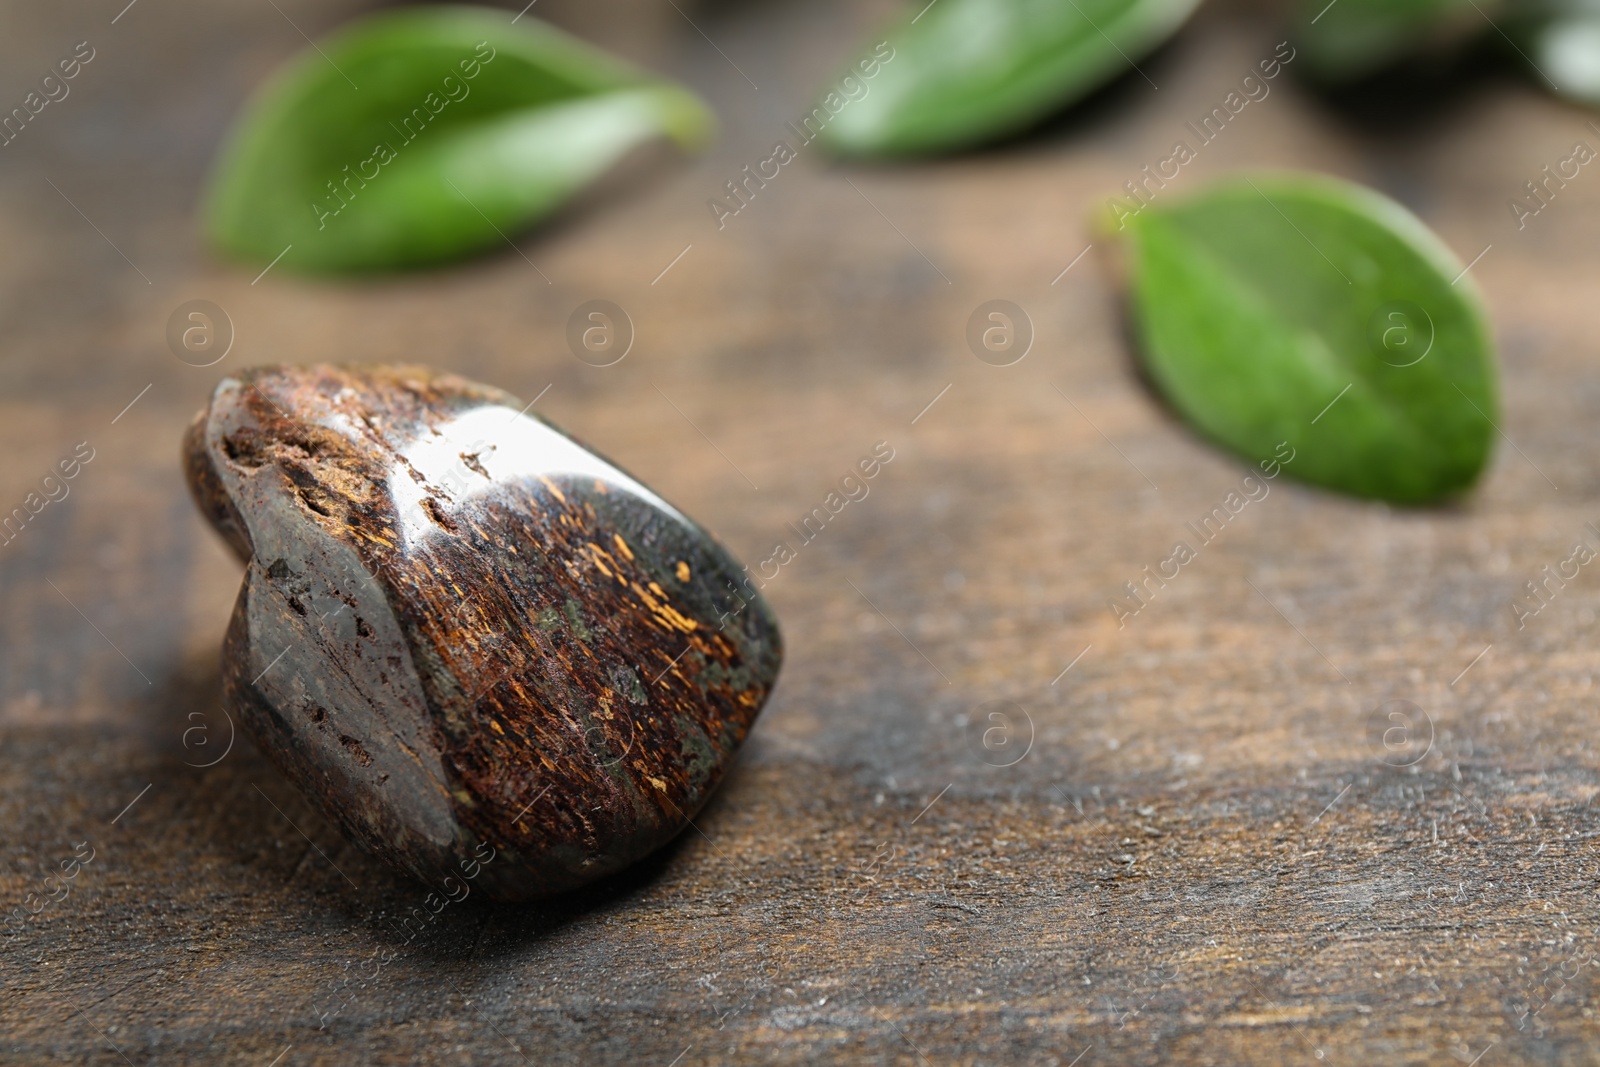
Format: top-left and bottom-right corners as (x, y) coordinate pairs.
(1295, 0), (1489, 83)
(1120, 173), (1498, 504)
(1509, 0), (1600, 106)
(817, 0), (1202, 158)
(204, 6), (713, 274)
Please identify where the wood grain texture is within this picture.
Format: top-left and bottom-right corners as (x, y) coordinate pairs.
(3, 0), (1600, 1063)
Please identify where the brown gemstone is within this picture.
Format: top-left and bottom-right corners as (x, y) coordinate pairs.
(183, 364), (782, 901)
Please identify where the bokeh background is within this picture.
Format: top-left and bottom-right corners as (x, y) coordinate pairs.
(3, 0), (1600, 1063)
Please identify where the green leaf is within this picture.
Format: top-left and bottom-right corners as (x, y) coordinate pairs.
(204, 6), (713, 274)
(1507, 1), (1600, 107)
(1119, 173), (1499, 505)
(817, 0), (1202, 157)
(1294, 0), (1489, 83)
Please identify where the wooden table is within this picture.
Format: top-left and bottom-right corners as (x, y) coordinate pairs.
(4, 0), (1600, 1062)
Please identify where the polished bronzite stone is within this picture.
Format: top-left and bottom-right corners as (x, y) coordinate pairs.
(183, 364), (781, 901)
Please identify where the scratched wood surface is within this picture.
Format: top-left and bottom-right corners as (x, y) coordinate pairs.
(4, 0), (1600, 1063)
